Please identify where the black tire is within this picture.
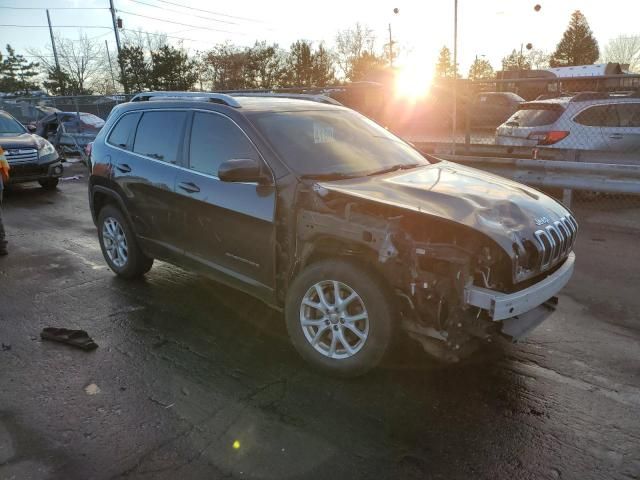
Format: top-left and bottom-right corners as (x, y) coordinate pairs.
(97, 204), (153, 278)
(285, 259), (394, 377)
(38, 178), (59, 190)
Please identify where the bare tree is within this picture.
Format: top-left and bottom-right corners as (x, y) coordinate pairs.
(526, 49), (551, 70)
(29, 33), (109, 94)
(602, 35), (640, 73)
(122, 30), (169, 57)
(335, 23), (376, 79)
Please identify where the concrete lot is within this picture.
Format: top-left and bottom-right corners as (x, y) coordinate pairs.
(0, 165), (639, 480)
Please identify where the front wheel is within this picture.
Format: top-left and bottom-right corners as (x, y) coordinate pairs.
(285, 259), (394, 377)
(38, 178), (59, 190)
(97, 204), (153, 278)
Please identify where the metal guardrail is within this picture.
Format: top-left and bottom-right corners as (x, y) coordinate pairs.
(415, 142), (640, 166)
(432, 155), (640, 196)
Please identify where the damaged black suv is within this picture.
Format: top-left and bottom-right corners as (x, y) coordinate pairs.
(88, 91), (577, 376)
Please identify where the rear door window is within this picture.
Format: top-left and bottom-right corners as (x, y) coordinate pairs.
(133, 111), (187, 163)
(615, 103), (640, 127)
(574, 105), (619, 127)
(188, 112), (259, 177)
(107, 112), (141, 150)
(506, 103), (564, 127)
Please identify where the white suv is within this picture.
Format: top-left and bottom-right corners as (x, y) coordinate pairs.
(495, 92), (640, 152)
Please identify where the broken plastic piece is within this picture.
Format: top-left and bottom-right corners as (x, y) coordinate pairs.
(40, 328), (98, 351)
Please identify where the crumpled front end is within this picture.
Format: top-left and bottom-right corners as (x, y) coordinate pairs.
(289, 178), (577, 362)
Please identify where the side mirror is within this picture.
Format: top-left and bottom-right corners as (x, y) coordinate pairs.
(218, 158), (268, 184)
(26, 124), (37, 133)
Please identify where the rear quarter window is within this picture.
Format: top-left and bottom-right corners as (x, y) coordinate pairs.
(506, 103), (564, 127)
(615, 103), (640, 127)
(107, 112), (141, 151)
(574, 105), (619, 127)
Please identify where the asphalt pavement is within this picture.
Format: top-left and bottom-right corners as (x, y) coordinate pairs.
(0, 165), (639, 480)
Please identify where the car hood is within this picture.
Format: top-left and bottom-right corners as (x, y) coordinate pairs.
(0, 133), (39, 149)
(319, 161), (572, 254)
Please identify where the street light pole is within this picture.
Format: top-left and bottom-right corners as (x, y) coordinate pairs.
(452, 0), (458, 154)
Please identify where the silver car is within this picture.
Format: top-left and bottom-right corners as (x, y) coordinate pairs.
(495, 92), (640, 152)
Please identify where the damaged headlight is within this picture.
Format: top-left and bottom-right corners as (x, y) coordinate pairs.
(36, 138), (55, 157)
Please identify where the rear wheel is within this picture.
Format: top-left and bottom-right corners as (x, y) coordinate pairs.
(38, 178), (59, 190)
(97, 204), (153, 278)
(285, 259), (394, 377)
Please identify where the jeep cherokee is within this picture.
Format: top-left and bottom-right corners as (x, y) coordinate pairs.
(88, 92), (577, 377)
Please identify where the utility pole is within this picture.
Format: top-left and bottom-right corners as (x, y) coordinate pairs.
(105, 40), (116, 92)
(388, 23), (394, 67)
(46, 10), (61, 74)
(452, 0), (458, 155)
(109, 0), (122, 57)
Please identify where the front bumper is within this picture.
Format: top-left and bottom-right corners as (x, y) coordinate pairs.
(464, 251), (575, 321)
(7, 160), (64, 184)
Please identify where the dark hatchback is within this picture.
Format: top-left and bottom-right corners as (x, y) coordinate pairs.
(0, 110), (63, 189)
(88, 92), (577, 377)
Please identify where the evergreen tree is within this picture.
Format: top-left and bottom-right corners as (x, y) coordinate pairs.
(149, 45), (198, 90)
(349, 51), (387, 82)
(435, 46), (458, 78)
(468, 58), (494, 80)
(550, 10), (599, 67)
(42, 67), (73, 96)
(119, 45), (150, 93)
(311, 43), (335, 86)
(501, 49), (532, 71)
(0, 44), (40, 94)
(285, 40), (315, 86)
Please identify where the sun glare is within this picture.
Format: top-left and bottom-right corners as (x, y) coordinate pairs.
(395, 65), (433, 100)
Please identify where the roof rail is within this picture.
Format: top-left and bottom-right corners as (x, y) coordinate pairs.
(228, 92), (342, 106)
(569, 90), (639, 102)
(130, 91), (241, 108)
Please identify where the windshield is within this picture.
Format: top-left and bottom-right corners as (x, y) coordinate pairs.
(506, 103), (564, 127)
(252, 109), (428, 177)
(0, 113), (27, 135)
(80, 113), (105, 128)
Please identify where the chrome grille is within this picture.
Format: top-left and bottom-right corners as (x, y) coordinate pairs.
(534, 215), (578, 270)
(5, 148), (38, 164)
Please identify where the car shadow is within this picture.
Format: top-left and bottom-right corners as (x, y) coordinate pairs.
(98, 263), (532, 478)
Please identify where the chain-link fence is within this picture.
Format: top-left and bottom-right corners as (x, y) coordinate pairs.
(400, 74), (640, 151)
(0, 94), (136, 125)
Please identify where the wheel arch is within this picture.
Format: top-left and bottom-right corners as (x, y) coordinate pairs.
(289, 234), (394, 297)
(91, 185), (133, 228)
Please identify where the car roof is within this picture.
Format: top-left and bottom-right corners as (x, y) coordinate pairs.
(119, 95), (345, 114)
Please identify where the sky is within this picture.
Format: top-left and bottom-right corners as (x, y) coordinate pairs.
(1, 0), (639, 78)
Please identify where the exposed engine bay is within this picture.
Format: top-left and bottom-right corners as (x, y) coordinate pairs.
(285, 180), (576, 362)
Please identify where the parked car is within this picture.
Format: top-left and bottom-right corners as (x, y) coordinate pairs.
(496, 92), (640, 151)
(34, 111), (105, 162)
(88, 92), (577, 376)
(0, 109), (62, 189)
(468, 92), (524, 128)
(0, 101), (59, 124)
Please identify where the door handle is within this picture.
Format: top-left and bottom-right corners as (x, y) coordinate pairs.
(609, 134), (624, 140)
(116, 163), (132, 173)
(178, 181), (200, 193)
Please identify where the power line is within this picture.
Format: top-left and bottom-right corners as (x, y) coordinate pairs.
(117, 9), (245, 35)
(0, 6), (109, 10)
(121, 28), (221, 46)
(123, 0), (237, 25)
(0, 24), (112, 29)
(142, 0), (265, 23)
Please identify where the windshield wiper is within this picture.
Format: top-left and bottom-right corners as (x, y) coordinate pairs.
(365, 163), (423, 176)
(299, 171), (362, 180)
